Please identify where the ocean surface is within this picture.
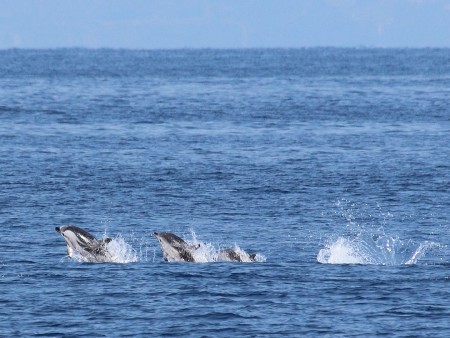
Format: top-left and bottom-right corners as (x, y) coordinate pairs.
(0, 48), (449, 336)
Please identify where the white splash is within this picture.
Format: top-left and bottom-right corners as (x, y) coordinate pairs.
(317, 237), (366, 264)
(317, 234), (436, 265)
(105, 235), (139, 263)
(317, 200), (439, 265)
(185, 232), (218, 263)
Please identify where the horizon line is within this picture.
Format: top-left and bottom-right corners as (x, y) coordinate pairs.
(1, 46), (450, 51)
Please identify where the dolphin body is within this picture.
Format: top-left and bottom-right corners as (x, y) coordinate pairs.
(153, 231), (200, 262)
(56, 225), (113, 263)
(217, 248), (257, 262)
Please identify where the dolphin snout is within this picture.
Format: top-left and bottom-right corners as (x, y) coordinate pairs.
(55, 227), (61, 233)
(153, 231), (158, 236)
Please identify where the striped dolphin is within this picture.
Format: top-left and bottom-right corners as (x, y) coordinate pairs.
(55, 225), (112, 263)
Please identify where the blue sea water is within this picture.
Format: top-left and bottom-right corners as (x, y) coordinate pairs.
(0, 48), (449, 336)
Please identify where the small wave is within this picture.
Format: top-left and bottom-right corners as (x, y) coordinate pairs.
(317, 234), (437, 265)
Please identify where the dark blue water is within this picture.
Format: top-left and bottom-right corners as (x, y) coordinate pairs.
(1, 49), (449, 336)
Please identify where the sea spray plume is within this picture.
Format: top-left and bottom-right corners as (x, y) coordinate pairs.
(184, 231), (218, 263)
(317, 200), (439, 265)
(317, 237), (366, 264)
(106, 234), (139, 263)
(317, 233), (437, 265)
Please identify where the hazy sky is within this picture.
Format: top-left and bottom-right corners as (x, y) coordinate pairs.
(1, 0), (450, 49)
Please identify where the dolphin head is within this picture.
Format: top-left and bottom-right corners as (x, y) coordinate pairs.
(153, 231), (186, 247)
(56, 225), (97, 247)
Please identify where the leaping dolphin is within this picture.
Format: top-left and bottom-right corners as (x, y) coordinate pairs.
(56, 225), (113, 263)
(153, 231), (201, 262)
